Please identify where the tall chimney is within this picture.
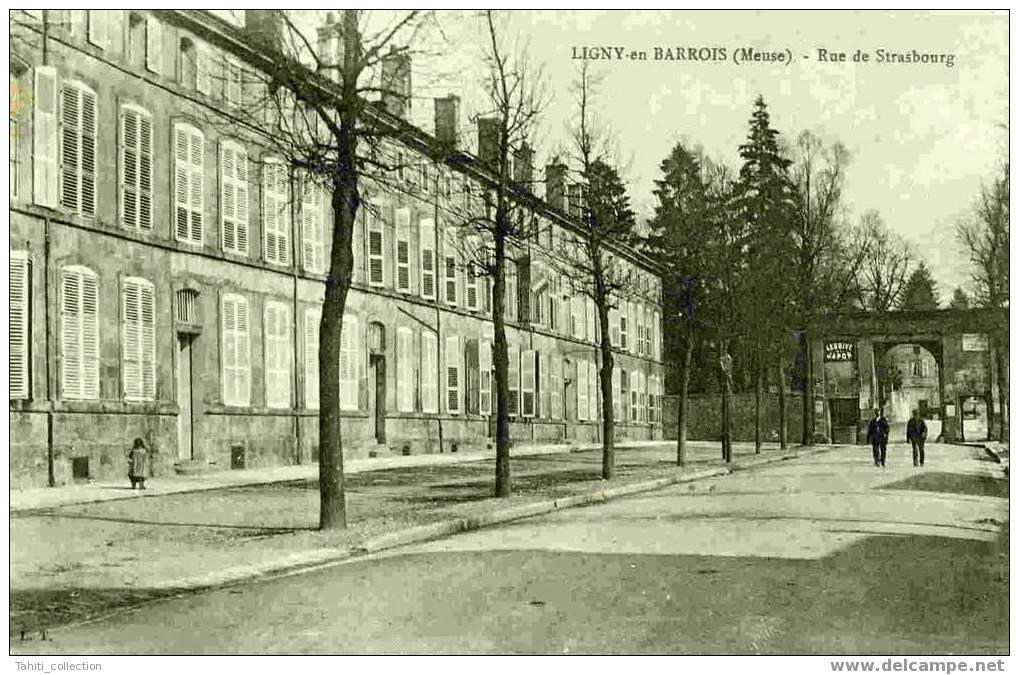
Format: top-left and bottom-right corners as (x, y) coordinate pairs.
(245, 10), (283, 53)
(545, 162), (567, 211)
(434, 94), (460, 149)
(477, 117), (500, 169)
(513, 142), (533, 187)
(380, 46), (411, 119)
(316, 12), (344, 82)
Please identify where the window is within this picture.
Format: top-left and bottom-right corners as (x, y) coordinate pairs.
(173, 123), (204, 245)
(300, 172), (323, 273)
(521, 350), (536, 418)
(465, 238), (480, 311)
(264, 302), (292, 408)
(419, 164), (429, 194)
(550, 355), (562, 420)
(366, 207), (384, 286)
(576, 357), (589, 421)
(225, 58), (243, 107)
(179, 37), (197, 89)
(396, 326), (414, 412)
(612, 367), (621, 422)
(31, 65), (57, 205)
(263, 159), (290, 265)
(620, 369), (629, 423)
(539, 352), (549, 418)
(619, 304), (628, 350)
(10, 69), (21, 199)
(121, 277), (156, 402)
(507, 344), (520, 416)
(395, 208), (411, 292)
(145, 16), (162, 73)
(421, 330), (438, 413)
(589, 360), (599, 421)
(60, 266), (99, 400)
(465, 339), (480, 415)
(221, 294), (250, 406)
(220, 140), (249, 255)
(87, 10), (110, 49)
(571, 295), (583, 339)
(10, 252), (31, 399)
(128, 12), (145, 68)
(445, 335), (460, 414)
(175, 288), (198, 324)
(479, 340), (492, 415)
(419, 217), (435, 299)
(339, 314), (359, 410)
(630, 371), (638, 422)
(444, 250), (457, 306)
(548, 275), (558, 331)
(586, 297), (596, 344)
(636, 304), (645, 355)
(60, 81), (97, 217)
(120, 105), (153, 231)
(628, 301), (637, 354)
(303, 307), (320, 409)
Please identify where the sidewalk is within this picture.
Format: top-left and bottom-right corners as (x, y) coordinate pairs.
(11, 438), (723, 513)
(10, 440), (831, 636)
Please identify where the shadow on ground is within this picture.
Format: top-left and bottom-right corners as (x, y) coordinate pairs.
(880, 472), (1009, 499)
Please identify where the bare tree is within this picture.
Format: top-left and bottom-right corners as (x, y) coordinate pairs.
(854, 210), (913, 312)
(444, 10), (550, 496)
(957, 162), (1009, 440)
(220, 10), (436, 529)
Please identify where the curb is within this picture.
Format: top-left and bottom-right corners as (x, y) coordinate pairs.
(22, 445), (829, 636)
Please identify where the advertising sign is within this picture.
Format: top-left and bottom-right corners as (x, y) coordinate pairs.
(961, 334), (989, 351)
(825, 341), (856, 362)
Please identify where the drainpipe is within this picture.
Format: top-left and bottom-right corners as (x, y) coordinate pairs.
(44, 216), (55, 487)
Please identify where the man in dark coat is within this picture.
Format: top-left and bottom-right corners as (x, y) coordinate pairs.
(865, 408), (889, 467)
(906, 409), (928, 467)
(128, 438), (149, 490)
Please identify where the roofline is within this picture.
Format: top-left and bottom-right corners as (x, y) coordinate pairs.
(172, 9), (662, 276)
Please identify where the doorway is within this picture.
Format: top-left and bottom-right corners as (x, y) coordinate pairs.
(370, 353), (387, 445)
(177, 334), (195, 461)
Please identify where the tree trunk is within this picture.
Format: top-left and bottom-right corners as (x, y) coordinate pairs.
(597, 295), (615, 480)
(677, 334), (693, 466)
(801, 329), (814, 445)
(754, 344), (763, 454)
(493, 231), (511, 497)
(319, 180), (356, 531)
(777, 360), (788, 451)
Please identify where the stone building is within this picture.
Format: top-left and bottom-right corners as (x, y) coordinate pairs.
(9, 10), (664, 488)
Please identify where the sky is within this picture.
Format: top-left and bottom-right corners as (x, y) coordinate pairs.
(241, 9), (1009, 302)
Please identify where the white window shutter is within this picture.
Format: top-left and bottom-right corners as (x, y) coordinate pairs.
(221, 141), (249, 255)
(33, 66), (58, 207)
(421, 331), (438, 413)
(550, 356), (561, 420)
(445, 335), (460, 414)
(196, 43), (211, 94)
(612, 367), (621, 422)
(521, 349), (535, 418)
(221, 294), (250, 406)
(59, 82), (97, 216)
(444, 253), (457, 306)
(396, 327), (413, 412)
(367, 210), (384, 286)
(586, 297), (596, 344)
(339, 314), (359, 410)
(479, 340), (492, 416)
(263, 160), (290, 265)
(576, 357), (588, 421)
(120, 106), (153, 231)
(9, 252), (31, 399)
(539, 351), (549, 418)
(589, 360), (599, 421)
(507, 344), (519, 417)
(87, 10), (110, 48)
(174, 124), (204, 245)
(264, 302), (291, 408)
(419, 217), (435, 299)
(122, 277), (156, 401)
(60, 267), (99, 400)
(628, 301), (637, 354)
(304, 308), (320, 409)
(395, 208), (411, 292)
(300, 173), (323, 273)
(145, 16), (162, 73)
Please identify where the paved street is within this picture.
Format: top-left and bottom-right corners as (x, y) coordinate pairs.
(12, 442), (1007, 655)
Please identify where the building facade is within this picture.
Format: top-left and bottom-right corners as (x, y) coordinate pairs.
(9, 10), (665, 488)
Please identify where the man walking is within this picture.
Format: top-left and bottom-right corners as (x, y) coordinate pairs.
(866, 408), (890, 467)
(907, 409), (928, 467)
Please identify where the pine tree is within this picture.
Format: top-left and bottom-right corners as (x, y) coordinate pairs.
(900, 260), (939, 310)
